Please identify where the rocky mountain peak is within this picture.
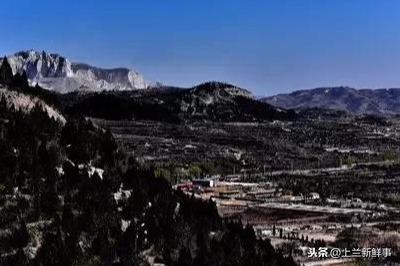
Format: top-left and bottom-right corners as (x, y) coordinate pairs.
(10, 50), (73, 79)
(0, 50), (149, 93)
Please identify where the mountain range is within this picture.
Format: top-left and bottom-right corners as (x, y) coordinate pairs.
(263, 86), (400, 115)
(0, 54), (294, 123)
(61, 82), (295, 122)
(0, 50), (148, 92)
(4, 50), (400, 117)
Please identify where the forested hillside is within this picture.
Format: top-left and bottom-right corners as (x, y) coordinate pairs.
(0, 58), (296, 265)
(59, 82), (295, 123)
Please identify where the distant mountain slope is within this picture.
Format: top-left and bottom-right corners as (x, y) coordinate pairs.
(263, 87), (400, 115)
(0, 50), (148, 93)
(61, 81), (295, 122)
(0, 85), (65, 124)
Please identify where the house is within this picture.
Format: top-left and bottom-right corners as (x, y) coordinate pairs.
(192, 178), (215, 188)
(309, 192), (320, 200)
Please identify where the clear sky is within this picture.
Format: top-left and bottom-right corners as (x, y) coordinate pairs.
(1, 0), (400, 96)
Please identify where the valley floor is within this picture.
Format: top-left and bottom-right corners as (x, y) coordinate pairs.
(91, 115), (400, 264)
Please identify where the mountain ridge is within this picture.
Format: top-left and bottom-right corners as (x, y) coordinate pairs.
(262, 86), (400, 115)
(0, 50), (149, 93)
(61, 81), (295, 122)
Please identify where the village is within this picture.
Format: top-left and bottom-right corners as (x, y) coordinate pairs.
(175, 171), (400, 265)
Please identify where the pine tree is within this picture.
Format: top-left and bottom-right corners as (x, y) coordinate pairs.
(12, 70), (29, 87)
(12, 220), (30, 248)
(0, 57), (13, 85)
(0, 95), (7, 116)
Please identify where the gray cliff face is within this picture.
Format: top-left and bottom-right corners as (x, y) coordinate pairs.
(1, 50), (148, 93)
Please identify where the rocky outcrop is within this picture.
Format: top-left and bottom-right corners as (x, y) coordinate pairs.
(1, 50), (148, 93)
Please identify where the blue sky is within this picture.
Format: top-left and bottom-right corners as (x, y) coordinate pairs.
(1, 0), (400, 95)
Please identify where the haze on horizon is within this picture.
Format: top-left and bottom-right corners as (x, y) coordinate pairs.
(1, 0), (400, 96)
